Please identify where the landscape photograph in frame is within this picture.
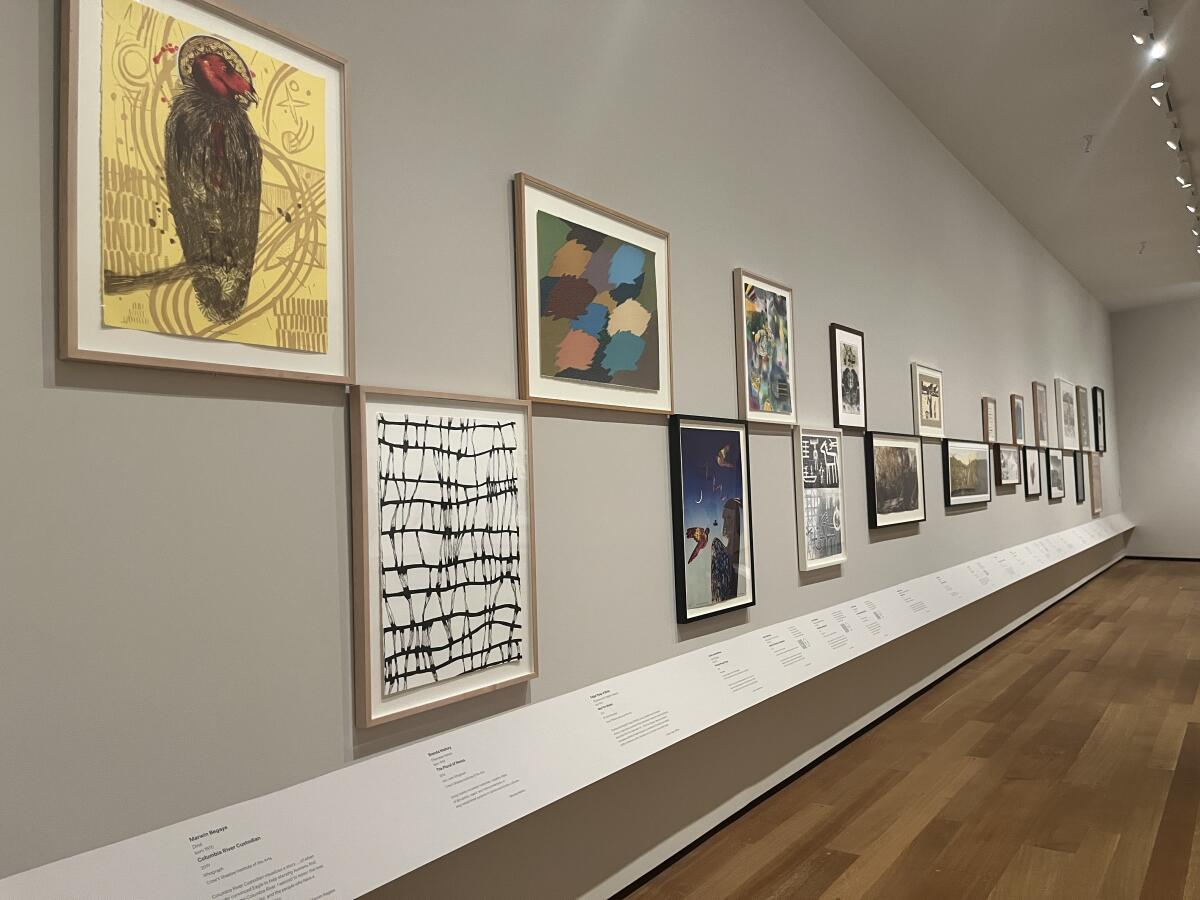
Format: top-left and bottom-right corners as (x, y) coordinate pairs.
(943, 439), (991, 506)
(995, 444), (1022, 487)
(1047, 447), (1066, 500)
(865, 431), (926, 528)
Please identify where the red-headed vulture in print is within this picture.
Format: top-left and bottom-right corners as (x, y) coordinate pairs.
(104, 35), (262, 325)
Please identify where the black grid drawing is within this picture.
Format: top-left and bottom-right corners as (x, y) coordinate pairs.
(377, 414), (524, 695)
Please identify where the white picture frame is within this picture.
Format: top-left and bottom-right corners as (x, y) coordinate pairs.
(1056, 377), (1080, 451)
(794, 427), (847, 570)
(911, 362), (945, 438)
(734, 270), (797, 425)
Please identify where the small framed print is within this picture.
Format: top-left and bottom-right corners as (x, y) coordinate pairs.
(1093, 387), (1107, 453)
(669, 415), (755, 622)
(794, 427), (847, 571)
(1074, 451), (1087, 503)
(995, 444), (1022, 487)
(1055, 378), (1080, 451)
(943, 439), (992, 507)
(1047, 447), (1066, 500)
(911, 363), (944, 438)
(981, 396), (998, 443)
(351, 387), (538, 726)
(1010, 394), (1026, 446)
(1075, 385), (1092, 451)
(865, 431), (926, 528)
(60, 0), (355, 383)
(830, 324), (867, 429)
(734, 270), (796, 425)
(1090, 453), (1103, 515)
(515, 173), (672, 415)
(1023, 446), (1042, 497)
(1033, 381), (1050, 448)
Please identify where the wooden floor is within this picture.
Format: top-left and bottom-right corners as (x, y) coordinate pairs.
(628, 559), (1200, 900)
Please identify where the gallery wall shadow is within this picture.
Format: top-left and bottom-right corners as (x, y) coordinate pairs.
(868, 521), (921, 544)
(677, 607), (751, 642)
(799, 565), (843, 588)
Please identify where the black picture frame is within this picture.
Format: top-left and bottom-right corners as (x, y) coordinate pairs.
(994, 443), (1023, 487)
(864, 431), (926, 528)
(1074, 450), (1087, 503)
(1093, 386), (1107, 453)
(942, 438), (992, 506)
(829, 323), (867, 430)
(1023, 446), (1043, 497)
(668, 414), (756, 623)
(1046, 447), (1066, 500)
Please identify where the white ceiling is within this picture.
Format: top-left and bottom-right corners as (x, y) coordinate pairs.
(805, 0), (1200, 310)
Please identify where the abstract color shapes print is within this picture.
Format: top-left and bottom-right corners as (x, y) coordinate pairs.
(98, 0), (329, 352)
(670, 418), (754, 622)
(735, 271), (794, 423)
(536, 211), (659, 389)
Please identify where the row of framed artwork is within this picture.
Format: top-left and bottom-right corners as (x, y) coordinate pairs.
(978, 382), (1108, 454)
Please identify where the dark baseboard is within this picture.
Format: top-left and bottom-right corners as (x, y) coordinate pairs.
(611, 553), (1127, 899)
(1126, 555), (1200, 563)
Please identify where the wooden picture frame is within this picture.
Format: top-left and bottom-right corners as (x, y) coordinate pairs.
(351, 387), (538, 726)
(1093, 386), (1108, 453)
(1074, 450), (1087, 503)
(514, 173), (673, 415)
(793, 427), (847, 571)
(734, 270), (797, 425)
(1033, 381), (1050, 448)
(864, 431), (926, 528)
(981, 396), (998, 443)
(1055, 378), (1080, 451)
(911, 363), (945, 438)
(669, 415), (755, 622)
(1046, 447), (1066, 500)
(1023, 446), (1043, 497)
(995, 444), (1022, 487)
(830, 323), (867, 430)
(60, 0), (355, 383)
(1010, 393), (1026, 446)
(943, 438), (992, 507)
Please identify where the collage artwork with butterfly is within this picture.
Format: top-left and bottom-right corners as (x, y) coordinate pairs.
(99, 0), (328, 352)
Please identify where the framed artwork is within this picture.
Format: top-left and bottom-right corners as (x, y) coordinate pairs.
(830, 324), (867, 429)
(911, 363), (945, 438)
(669, 415), (755, 622)
(1074, 451), (1087, 503)
(1055, 378), (1080, 451)
(1047, 447), (1066, 500)
(864, 431), (926, 528)
(1075, 385), (1092, 451)
(981, 397), (998, 443)
(793, 427), (846, 570)
(1023, 446), (1042, 497)
(351, 387), (537, 726)
(515, 173), (672, 414)
(60, 0), (354, 382)
(734, 270), (796, 424)
(943, 439), (991, 507)
(1090, 453), (1104, 515)
(1033, 381), (1050, 447)
(1010, 394), (1026, 446)
(995, 444), (1022, 487)
(1093, 387), (1108, 453)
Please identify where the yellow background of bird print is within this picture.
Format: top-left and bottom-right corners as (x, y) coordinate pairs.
(99, 0), (329, 352)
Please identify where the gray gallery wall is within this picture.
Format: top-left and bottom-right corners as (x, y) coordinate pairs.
(1, 0), (1125, 894)
(1113, 297), (1197, 558)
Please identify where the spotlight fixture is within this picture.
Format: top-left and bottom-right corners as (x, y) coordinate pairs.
(1188, 199), (1198, 215)
(1150, 41), (1168, 58)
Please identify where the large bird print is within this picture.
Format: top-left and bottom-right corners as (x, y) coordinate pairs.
(104, 34), (263, 325)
